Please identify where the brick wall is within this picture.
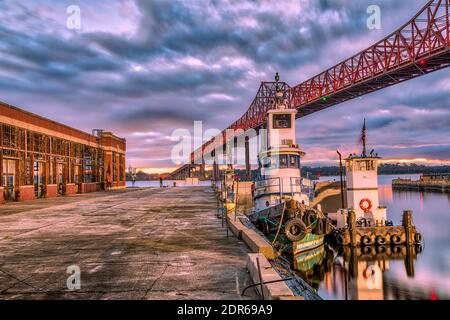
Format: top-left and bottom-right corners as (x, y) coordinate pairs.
(65, 183), (76, 195)
(46, 185), (58, 198)
(18, 186), (35, 201)
(81, 183), (97, 193)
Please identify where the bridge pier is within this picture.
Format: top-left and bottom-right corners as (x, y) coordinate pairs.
(233, 137), (238, 167)
(225, 141), (233, 170)
(245, 136), (251, 179)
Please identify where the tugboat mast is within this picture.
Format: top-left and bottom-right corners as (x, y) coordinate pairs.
(361, 118), (367, 157)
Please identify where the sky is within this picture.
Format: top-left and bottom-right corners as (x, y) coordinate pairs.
(0, 0), (449, 173)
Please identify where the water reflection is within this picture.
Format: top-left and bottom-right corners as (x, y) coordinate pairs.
(293, 244), (425, 300)
(308, 175), (450, 300)
(293, 245), (330, 291)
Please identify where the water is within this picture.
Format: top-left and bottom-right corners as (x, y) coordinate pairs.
(301, 174), (450, 300)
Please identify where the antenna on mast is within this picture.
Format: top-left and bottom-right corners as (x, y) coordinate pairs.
(274, 72), (281, 92)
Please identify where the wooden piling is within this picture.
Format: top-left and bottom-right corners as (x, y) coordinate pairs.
(405, 245), (415, 277)
(402, 210), (413, 245)
(348, 210), (357, 248)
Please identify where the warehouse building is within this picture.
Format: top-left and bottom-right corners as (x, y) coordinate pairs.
(0, 102), (126, 203)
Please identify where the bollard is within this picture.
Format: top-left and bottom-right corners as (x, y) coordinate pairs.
(402, 210), (413, 245)
(348, 211), (357, 248)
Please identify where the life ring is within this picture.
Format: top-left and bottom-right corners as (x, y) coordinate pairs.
(359, 198), (373, 212)
(363, 265), (377, 280)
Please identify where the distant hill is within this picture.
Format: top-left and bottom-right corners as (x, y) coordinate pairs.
(303, 164), (450, 177)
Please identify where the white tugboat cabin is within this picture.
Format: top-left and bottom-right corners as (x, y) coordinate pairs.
(329, 121), (387, 229)
(250, 74), (329, 254)
(254, 80), (309, 212)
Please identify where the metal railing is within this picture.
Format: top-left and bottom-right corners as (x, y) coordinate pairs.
(254, 177), (310, 198)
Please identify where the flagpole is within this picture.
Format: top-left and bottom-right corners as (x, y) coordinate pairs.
(362, 118), (367, 157)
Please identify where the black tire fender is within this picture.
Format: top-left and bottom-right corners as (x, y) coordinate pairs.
(414, 233), (423, 243)
(361, 235), (373, 246)
(314, 219), (324, 235)
(284, 218), (308, 242)
(303, 210), (317, 227)
(390, 234), (402, 245)
(336, 233), (346, 245)
(376, 235), (387, 245)
(324, 218), (333, 235)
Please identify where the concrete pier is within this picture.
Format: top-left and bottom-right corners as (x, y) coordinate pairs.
(393, 178), (450, 193)
(0, 187), (256, 300)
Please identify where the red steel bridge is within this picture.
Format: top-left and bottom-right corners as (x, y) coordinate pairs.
(169, 0), (450, 180)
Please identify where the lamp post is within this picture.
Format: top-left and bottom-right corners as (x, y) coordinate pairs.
(337, 151), (345, 209)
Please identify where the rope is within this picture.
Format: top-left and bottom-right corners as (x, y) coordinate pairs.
(261, 216), (278, 227)
(272, 201), (287, 246)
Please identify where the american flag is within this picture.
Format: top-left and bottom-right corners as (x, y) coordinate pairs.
(361, 119), (367, 156)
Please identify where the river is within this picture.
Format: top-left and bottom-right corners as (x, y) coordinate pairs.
(303, 174), (450, 300)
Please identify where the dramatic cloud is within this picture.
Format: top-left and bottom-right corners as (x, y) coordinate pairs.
(0, 0), (449, 171)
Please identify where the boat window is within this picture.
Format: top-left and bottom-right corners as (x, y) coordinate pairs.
(358, 160), (366, 171)
(270, 156), (279, 169)
(346, 161), (353, 172)
(273, 114), (291, 129)
(279, 155), (288, 168)
(356, 160), (375, 171)
(262, 158), (271, 169)
(289, 155), (300, 168)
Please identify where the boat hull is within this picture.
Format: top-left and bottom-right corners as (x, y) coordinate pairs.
(293, 245), (326, 272)
(293, 234), (325, 255)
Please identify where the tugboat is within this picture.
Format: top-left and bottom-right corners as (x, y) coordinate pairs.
(328, 121), (423, 247)
(250, 74), (331, 255)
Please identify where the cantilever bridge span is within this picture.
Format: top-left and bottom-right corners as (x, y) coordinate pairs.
(168, 0), (450, 180)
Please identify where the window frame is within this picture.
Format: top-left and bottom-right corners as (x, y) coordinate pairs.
(272, 114), (292, 129)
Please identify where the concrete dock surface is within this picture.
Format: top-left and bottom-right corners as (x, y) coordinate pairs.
(0, 187), (256, 300)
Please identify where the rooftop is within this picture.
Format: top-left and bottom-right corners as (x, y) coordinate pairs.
(0, 100), (125, 143)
